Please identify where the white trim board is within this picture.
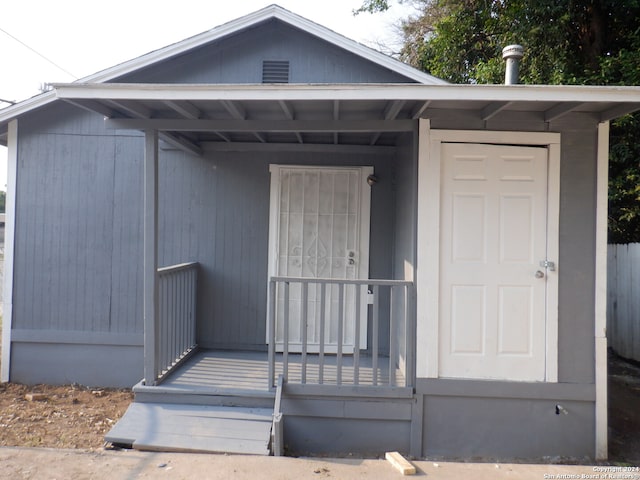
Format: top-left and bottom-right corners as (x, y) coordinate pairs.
(594, 121), (610, 460)
(51, 82), (640, 104)
(1, 120), (18, 382)
(416, 126), (561, 381)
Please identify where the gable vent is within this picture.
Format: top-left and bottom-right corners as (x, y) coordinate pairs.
(262, 60), (290, 83)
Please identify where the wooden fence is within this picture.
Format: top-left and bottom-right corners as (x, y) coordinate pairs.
(607, 243), (640, 362)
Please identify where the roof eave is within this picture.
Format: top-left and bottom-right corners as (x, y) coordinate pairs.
(50, 82), (640, 105)
(0, 90), (56, 126)
(0, 5), (446, 126)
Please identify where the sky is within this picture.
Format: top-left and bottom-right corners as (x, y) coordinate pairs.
(0, 0), (414, 191)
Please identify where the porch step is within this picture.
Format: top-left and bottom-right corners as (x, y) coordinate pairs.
(132, 381), (275, 408)
(105, 402), (273, 455)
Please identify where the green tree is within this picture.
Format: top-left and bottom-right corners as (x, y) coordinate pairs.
(358, 0), (640, 242)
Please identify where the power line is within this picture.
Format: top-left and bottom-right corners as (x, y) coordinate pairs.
(0, 25), (78, 79)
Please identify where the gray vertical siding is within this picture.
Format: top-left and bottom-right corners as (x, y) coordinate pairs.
(167, 150), (397, 350)
(555, 121), (598, 384)
(15, 108), (116, 333)
(10, 109), (401, 385)
(14, 105), (146, 337)
(390, 132), (418, 370)
(109, 136), (144, 333)
(120, 20), (416, 85)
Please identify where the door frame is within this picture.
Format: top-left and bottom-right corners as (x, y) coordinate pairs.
(415, 121), (561, 382)
(266, 164), (373, 350)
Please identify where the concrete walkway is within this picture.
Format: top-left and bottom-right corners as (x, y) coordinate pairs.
(1, 447), (628, 480)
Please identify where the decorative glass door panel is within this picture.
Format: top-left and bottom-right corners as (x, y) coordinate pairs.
(268, 165), (372, 352)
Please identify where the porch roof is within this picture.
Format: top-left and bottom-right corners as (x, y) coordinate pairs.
(45, 82), (640, 155)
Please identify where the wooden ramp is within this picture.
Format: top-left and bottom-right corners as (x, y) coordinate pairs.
(105, 403), (273, 455)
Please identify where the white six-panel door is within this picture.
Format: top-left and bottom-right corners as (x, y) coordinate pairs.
(439, 143), (549, 381)
(268, 165), (372, 352)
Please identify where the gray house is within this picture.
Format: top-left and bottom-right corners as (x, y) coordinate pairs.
(1, 4), (639, 460)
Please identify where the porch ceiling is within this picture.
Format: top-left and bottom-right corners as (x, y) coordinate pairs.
(52, 82), (640, 156)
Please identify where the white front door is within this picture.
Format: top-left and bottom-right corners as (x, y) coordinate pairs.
(268, 165), (372, 352)
(439, 143), (549, 381)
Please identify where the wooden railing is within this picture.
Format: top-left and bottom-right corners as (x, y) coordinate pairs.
(267, 276), (414, 390)
(153, 262), (198, 384)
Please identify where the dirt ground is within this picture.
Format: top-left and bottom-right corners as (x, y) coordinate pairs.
(0, 317), (133, 450)
(0, 383), (132, 449)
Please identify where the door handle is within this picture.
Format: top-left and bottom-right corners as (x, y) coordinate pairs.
(535, 270), (545, 279)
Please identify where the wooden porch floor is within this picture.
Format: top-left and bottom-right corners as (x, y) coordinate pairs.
(161, 349), (402, 390)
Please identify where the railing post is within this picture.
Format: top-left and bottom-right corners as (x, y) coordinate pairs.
(268, 279), (276, 389)
(406, 283), (415, 388)
(318, 282), (326, 384)
(337, 283), (344, 385)
(353, 284), (361, 385)
(190, 268), (197, 347)
(389, 285), (397, 387)
(372, 284), (379, 386)
(301, 282), (308, 384)
(143, 129), (159, 386)
(283, 281), (290, 381)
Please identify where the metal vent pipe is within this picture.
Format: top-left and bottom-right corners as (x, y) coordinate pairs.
(502, 44), (524, 85)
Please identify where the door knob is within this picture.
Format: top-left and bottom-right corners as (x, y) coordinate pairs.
(535, 270), (545, 279)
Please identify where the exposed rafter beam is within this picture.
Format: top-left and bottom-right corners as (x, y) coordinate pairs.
(333, 100), (340, 144)
(600, 103), (640, 122)
(220, 100), (267, 142)
(105, 118), (415, 132)
(214, 132), (232, 142)
(278, 100), (295, 119)
(480, 101), (511, 121)
(102, 100), (202, 156)
(411, 101), (431, 119)
(384, 100), (406, 120)
(371, 100), (406, 145)
(544, 102), (583, 122)
(160, 132), (203, 156)
(220, 100), (246, 119)
(278, 101), (303, 143)
(105, 99), (153, 119)
(62, 99), (117, 118)
(164, 100), (201, 119)
(201, 141), (396, 154)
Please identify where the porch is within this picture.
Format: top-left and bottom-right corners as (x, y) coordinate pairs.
(145, 263), (414, 390)
(106, 262), (415, 455)
(152, 348), (407, 392)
